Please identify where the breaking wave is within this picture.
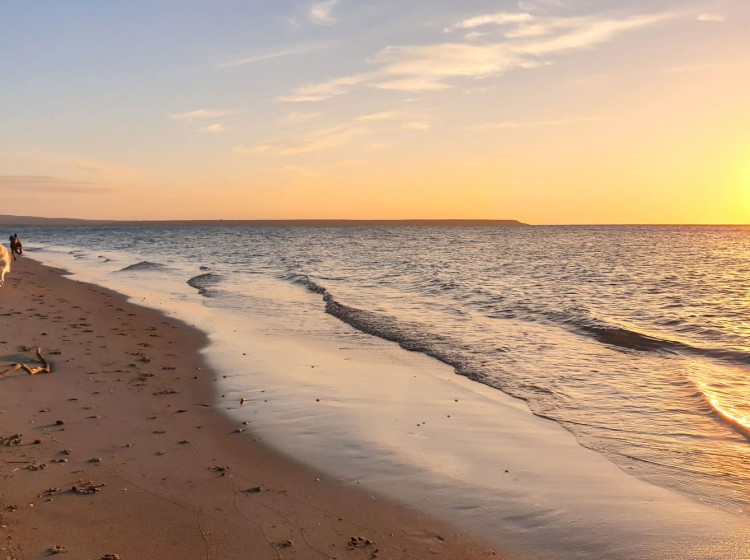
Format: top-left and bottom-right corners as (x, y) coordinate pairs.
(282, 273), (500, 386)
(187, 272), (223, 297)
(546, 308), (750, 366)
(115, 261), (170, 273)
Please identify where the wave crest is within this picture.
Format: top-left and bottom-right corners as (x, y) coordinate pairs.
(283, 273), (492, 384)
(187, 272), (222, 297)
(115, 261), (170, 273)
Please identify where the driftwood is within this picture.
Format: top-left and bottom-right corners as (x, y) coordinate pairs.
(0, 347), (53, 376)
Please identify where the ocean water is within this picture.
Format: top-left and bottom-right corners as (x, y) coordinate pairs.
(13, 224), (750, 555)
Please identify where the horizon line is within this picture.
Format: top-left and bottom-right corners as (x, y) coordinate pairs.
(2, 215), (750, 227)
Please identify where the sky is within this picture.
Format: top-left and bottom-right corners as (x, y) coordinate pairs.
(1, 0), (749, 224)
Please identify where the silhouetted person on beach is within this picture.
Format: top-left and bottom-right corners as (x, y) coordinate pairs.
(9, 234), (22, 260)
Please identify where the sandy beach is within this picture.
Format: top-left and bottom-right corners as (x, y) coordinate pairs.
(0, 257), (503, 559)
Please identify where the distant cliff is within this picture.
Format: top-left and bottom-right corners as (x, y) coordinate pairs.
(0, 215), (528, 227)
(0, 214), (112, 226)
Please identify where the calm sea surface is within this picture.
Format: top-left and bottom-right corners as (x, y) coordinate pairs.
(17, 224), (750, 515)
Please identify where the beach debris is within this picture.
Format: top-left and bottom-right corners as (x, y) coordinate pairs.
(5, 505), (17, 512)
(208, 465), (229, 476)
(153, 389), (178, 396)
(0, 347), (53, 376)
(47, 545), (67, 554)
(71, 481), (105, 494)
(89, 457), (102, 463)
(273, 539), (294, 549)
(240, 397), (246, 405)
(55, 420), (65, 426)
(99, 555), (121, 560)
(347, 536), (378, 552)
(0, 434), (23, 446)
(39, 488), (61, 498)
(178, 439), (189, 445)
(25, 462), (47, 471)
(242, 486), (263, 494)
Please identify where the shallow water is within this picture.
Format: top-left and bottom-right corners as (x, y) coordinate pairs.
(17, 224), (750, 556)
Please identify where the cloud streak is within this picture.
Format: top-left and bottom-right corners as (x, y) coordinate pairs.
(218, 43), (333, 68)
(234, 121), (368, 156)
(21, 152), (140, 180)
(278, 73), (375, 102)
(697, 13), (725, 23)
(234, 108), (431, 157)
(281, 10), (676, 101)
(200, 124), (229, 133)
(448, 12), (534, 31)
(169, 109), (231, 121)
(0, 175), (116, 194)
(469, 116), (604, 131)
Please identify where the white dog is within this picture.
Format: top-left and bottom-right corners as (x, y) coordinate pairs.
(0, 244), (11, 286)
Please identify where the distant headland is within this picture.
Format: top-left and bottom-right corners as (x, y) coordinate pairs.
(0, 215), (528, 227)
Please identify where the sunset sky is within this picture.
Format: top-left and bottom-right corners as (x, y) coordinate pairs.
(1, 0), (748, 224)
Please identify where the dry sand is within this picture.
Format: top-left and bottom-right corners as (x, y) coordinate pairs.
(0, 257), (507, 559)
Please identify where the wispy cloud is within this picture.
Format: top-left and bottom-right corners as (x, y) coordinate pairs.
(246, 159), (364, 177)
(370, 42), (520, 88)
(697, 13), (725, 23)
(448, 12), (534, 31)
(469, 115), (603, 131)
(23, 153), (139, 179)
(234, 122), (369, 156)
(278, 73), (374, 102)
(355, 111), (401, 122)
(516, 14), (672, 56)
(235, 109), (429, 157)
(356, 110), (432, 129)
(169, 109), (231, 121)
(200, 124), (229, 133)
(0, 175), (116, 194)
(218, 43), (332, 68)
(280, 10), (676, 101)
(308, 0), (340, 25)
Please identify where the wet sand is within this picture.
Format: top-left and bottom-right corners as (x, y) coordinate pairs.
(0, 257), (505, 559)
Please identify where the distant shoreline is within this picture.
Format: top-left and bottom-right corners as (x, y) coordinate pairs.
(0, 215), (527, 227)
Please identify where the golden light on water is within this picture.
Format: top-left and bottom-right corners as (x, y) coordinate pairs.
(701, 383), (750, 433)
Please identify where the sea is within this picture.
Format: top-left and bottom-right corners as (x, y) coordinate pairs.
(11, 224), (750, 558)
